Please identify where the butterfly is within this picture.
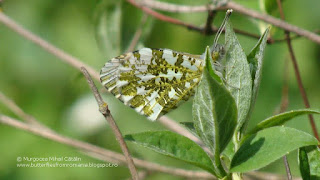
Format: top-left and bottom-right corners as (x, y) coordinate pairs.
(100, 10), (232, 121)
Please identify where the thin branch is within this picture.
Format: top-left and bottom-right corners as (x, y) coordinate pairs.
(277, 57), (291, 180)
(0, 12), (99, 80)
(127, 13), (149, 52)
(0, 8), (308, 180)
(158, 116), (213, 156)
(126, 0), (303, 44)
(81, 67), (138, 180)
(159, 116), (201, 145)
(276, 0), (319, 141)
(0, 9), (207, 154)
(282, 155), (292, 180)
(245, 171), (301, 180)
(0, 91), (51, 131)
(126, 0), (202, 32)
(0, 115), (214, 179)
(0, 9), (215, 152)
(0, 114), (299, 180)
(137, 0), (320, 44)
(127, 171), (150, 180)
(139, 0), (219, 13)
(127, 0), (259, 38)
(203, 9), (216, 35)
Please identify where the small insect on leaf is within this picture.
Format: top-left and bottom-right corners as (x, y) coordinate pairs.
(100, 9), (233, 121)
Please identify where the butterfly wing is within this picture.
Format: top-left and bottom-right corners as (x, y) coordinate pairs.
(100, 48), (204, 121)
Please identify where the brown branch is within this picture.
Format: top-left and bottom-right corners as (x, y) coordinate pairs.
(0, 9), (215, 153)
(127, 13), (149, 52)
(137, 0), (320, 44)
(158, 116), (213, 156)
(0, 10), (207, 154)
(81, 67), (138, 180)
(0, 13), (99, 80)
(276, 0), (319, 141)
(282, 155), (292, 180)
(126, 0), (248, 36)
(203, 9), (216, 35)
(0, 114), (299, 180)
(127, 0), (202, 32)
(126, 0), (301, 44)
(0, 7), (308, 180)
(0, 115), (215, 179)
(0, 91), (51, 131)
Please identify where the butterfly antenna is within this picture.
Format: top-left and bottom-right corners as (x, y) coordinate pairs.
(213, 9), (233, 49)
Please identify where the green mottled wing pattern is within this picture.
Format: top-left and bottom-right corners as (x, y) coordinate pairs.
(100, 48), (204, 121)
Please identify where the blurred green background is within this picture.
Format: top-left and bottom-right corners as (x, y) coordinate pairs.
(0, 0), (319, 179)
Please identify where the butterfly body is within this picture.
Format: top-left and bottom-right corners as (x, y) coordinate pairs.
(100, 48), (205, 121)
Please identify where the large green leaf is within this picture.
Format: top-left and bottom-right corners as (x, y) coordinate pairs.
(242, 27), (270, 133)
(193, 47), (237, 177)
(230, 127), (319, 172)
(300, 146), (320, 179)
(124, 131), (216, 175)
(224, 22), (252, 131)
(247, 109), (320, 136)
(94, 0), (122, 59)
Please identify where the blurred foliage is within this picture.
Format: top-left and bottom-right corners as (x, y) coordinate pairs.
(0, 0), (319, 179)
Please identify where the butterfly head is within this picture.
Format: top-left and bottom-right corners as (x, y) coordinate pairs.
(211, 44), (225, 62)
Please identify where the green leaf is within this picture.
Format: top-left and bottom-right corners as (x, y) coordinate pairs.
(180, 122), (197, 137)
(247, 109), (320, 136)
(224, 22), (252, 130)
(301, 146), (320, 179)
(299, 147), (311, 180)
(124, 131), (216, 175)
(94, 0), (122, 59)
(193, 47), (237, 177)
(221, 141), (235, 168)
(204, 46), (223, 84)
(230, 126), (319, 172)
(241, 27), (270, 133)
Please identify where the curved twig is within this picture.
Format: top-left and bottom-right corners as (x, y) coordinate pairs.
(276, 0), (319, 141)
(0, 13), (99, 80)
(0, 115), (214, 179)
(135, 0), (320, 44)
(0, 11), (203, 152)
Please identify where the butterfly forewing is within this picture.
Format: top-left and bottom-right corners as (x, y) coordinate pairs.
(100, 48), (204, 121)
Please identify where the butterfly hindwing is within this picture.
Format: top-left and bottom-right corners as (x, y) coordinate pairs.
(100, 48), (204, 121)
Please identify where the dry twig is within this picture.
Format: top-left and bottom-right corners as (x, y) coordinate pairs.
(81, 67), (138, 180)
(135, 0), (320, 44)
(0, 1), (316, 179)
(0, 13), (99, 80)
(276, 0), (319, 141)
(126, 13), (149, 52)
(0, 114), (214, 179)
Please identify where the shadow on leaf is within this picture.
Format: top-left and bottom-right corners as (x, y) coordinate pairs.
(231, 134), (265, 168)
